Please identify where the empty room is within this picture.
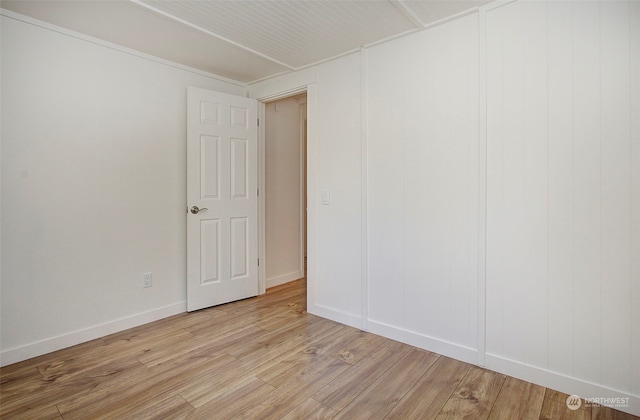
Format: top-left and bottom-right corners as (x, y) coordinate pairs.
(1, 0), (638, 418)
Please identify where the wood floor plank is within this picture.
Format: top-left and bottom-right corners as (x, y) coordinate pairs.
(313, 338), (411, 412)
(331, 331), (388, 365)
(223, 315), (314, 359)
(281, 397), (337, 420)
(435, 365), (506, 419)
(540, 390), (591, 420)
(256, 351), (351, 390)
(36, 343), (150, 383)
(178, 319), (347, 408)
(184, 309), (270, 338)
(233, 353), (351, 419)
(232, 318), (343, 366)
(248, 321), (352, 377)
(1, 338), (105, 379)
(1, 362), (148, 419)
(545, 388), (581, 403)
(146, 352), (246, 409)
(385, 355), (471, 420)
(592, 404), (640, 420)
(167, 307), (230, 332)
(488, 375), (546, 420)
(253, 306), (304, 330)
(0, 365), (43, 397)
(245, 320), (350, 375)
(252, 283), (306, 307)
(101, 314), (195, 346)
(333, 347), (439, 419)
(0, 338), (111, 416)
(302, 326), (363, 360)
(97, 393), (195, 419)
(136, 324), (263, 368)
(0, 402), (63, 420)
(45, 325), (196, 378)
(187, 377), (275, 419)
(56, 352), (236, 418)
(219, 281), (303, 314)
(1, 353), (148, 418)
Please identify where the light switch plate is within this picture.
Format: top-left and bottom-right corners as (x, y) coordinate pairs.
(321, 190), (330, 205)
(143, 272), (153, 288)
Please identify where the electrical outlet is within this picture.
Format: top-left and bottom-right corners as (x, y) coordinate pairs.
(143, 272), (153, 288)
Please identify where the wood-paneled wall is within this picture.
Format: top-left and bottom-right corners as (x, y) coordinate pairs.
(485, 0), (639, 407)
(366, 14), (480, 362)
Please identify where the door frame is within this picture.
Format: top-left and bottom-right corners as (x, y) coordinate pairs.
(255, 85), (315, 295)
(298, 98), (307, 280)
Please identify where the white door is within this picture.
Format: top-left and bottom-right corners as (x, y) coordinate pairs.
(187, 87), (258, 311)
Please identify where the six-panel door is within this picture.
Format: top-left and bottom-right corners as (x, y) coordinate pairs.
(186, 87), (258, 311)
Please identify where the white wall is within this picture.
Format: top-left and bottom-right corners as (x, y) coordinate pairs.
(485, 0), (640, 410)
(0, 12), (245, 365)
(264, 95), (305, 288)
(250, 2), (639, 415)
(366, 14), (479, 363)
(251, 53), (364, 329)
(312, 54), (364, 325)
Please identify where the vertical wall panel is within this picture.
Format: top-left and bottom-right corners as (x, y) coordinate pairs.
(485, 5), (505, 357)
(546, 0), (575, 378)
(571, 2), (602, 384)
(629, 0), (640, 399)
(522, 1), (549, 369)
(488, 0), (552, 367)
(366, 40), (405, 328)
(498, 1), (527, 362)
(367, 14), (479, 359)
(599, 1), (632, 391)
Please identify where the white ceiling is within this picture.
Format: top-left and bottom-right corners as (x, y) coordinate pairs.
(1, 0), (490, 83)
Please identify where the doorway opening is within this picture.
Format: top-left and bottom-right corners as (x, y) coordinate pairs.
(263, 93), (307, 291)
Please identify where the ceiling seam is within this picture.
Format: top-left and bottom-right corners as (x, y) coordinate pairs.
(128, 0), (297, 71)
(389, 0), (426, 28)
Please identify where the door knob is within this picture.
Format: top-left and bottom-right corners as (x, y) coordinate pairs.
(190, 206), (208, 214)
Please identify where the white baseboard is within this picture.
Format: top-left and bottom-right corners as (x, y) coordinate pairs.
(485, 353), (640, 417)
(0, 301), (186, 367)
(266, 270), (304, 289)
(307, 303), (363, 331)
(367, 319), (479, 365)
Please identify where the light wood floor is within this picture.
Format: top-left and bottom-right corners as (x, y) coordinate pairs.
(1, 279), (637, 419)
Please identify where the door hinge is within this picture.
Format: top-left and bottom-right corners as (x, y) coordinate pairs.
(258, 258), (260, 266)
(257, 188), (260, 196)
(257, 118), (260, 126)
